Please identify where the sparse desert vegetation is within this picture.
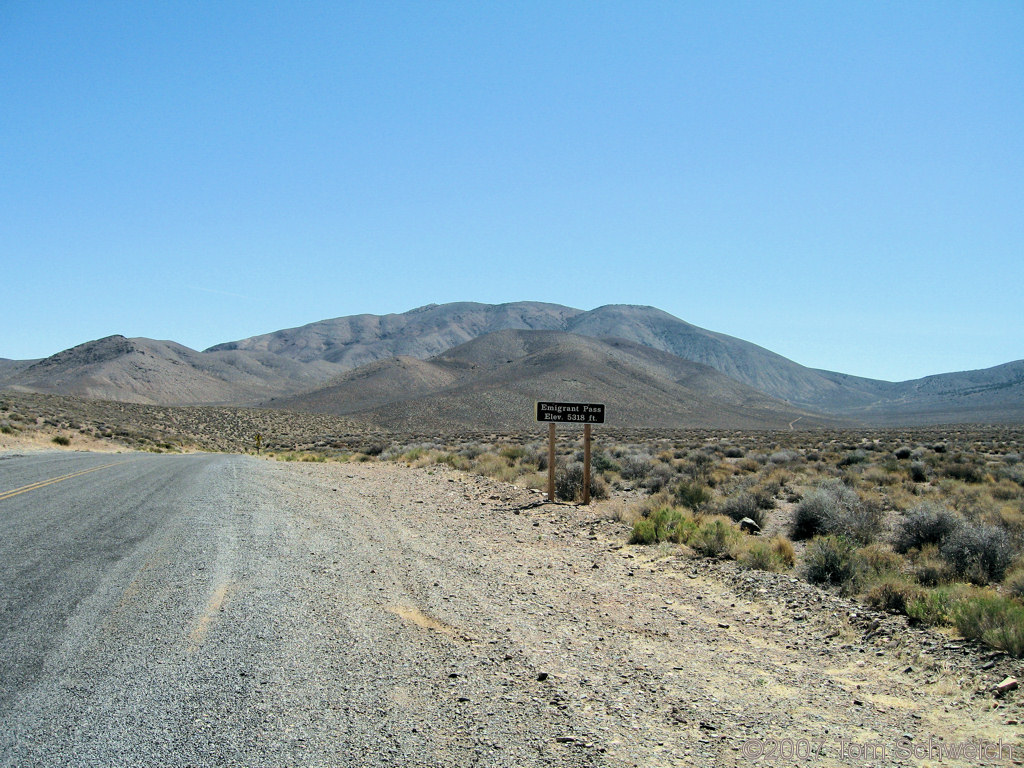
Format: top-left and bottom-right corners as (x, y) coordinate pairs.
(5, 389), (1024, 657)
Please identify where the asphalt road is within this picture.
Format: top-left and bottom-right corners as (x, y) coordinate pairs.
(0, 451), (598, 768)
(0, 452), (281, 766)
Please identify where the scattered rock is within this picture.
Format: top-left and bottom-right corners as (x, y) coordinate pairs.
(994, 677), (1018, 696)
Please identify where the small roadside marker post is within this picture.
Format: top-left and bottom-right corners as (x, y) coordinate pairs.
(535, 402), (605, 504)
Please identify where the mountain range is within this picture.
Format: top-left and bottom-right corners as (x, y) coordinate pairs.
(3, 302), (1021, 429)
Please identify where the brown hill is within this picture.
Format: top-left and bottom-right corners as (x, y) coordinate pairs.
(270, 330), (837, 430)
(3, 302), (1020, 425)
(207, 301), (581, 365)
(3, 335), (342, 405)
(217, 301), (1024, 424)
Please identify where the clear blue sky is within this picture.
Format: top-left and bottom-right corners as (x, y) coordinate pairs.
(2, 1), (1021, 382)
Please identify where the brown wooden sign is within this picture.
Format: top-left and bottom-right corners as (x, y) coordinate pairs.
(537, 402), (605, 504)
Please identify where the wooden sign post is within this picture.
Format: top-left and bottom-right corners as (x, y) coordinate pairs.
(535, 402), (605, 504)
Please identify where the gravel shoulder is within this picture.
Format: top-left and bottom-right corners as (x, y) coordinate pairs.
(262, 460), (1024, 767)
(3, 455), (1023, 767)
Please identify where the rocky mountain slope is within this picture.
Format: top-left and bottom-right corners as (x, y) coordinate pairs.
(2, 302), (1020, 424)
(269, 330), (837, 430)
(1, 335), (342, 405)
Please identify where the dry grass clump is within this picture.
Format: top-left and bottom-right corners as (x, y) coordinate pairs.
(740, 536), (795, 572)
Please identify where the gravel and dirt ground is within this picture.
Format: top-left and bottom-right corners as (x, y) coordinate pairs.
(3, 450), (1023, 767)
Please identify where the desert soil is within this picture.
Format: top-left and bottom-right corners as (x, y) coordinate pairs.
(256, 459), (1024, 767)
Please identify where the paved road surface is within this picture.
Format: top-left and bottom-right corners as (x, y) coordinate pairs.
(0, 451), (598, 768)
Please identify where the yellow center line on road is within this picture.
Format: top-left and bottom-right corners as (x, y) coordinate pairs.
(0, 462), (128, 501)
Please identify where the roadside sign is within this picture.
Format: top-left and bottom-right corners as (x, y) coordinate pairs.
(537, 402), (605, 505)
(535, 401), (605, 424)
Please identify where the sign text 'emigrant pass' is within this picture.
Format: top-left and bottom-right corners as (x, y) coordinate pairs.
(535, 401), (605, 424)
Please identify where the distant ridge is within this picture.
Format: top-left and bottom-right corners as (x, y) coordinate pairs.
(2, 301), (1021, 425)
(1, 335), (342, 405)
(270, 329), (837, 430)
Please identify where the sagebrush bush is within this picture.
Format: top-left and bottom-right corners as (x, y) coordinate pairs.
(1004, 568), (1024, 600)
(951, 593), (1024, 657)
(689, 516), (743, 558)
(718, 492), (764, 527)
(643, 465), (675, 494)
(838, 449), (869, 467)
(673, 481), (712, 510)
(865, 578), (926, 615)
(629, 507), (697, 545)
(912, 544), (956, 586)
(940, 522), (1016, 584)
(619, 454), (654, 480)
(909, 462), (929, 482)
(943, 462), (985, 484)
(554, 462), (609, 502)
(791, 480), (882, 544)
(803, 535), (862, 590)
(740, 536), (794, 572)
(858, 543), (903, 579)
(892, 502), (961, 553)
(906, 585), (964, 625)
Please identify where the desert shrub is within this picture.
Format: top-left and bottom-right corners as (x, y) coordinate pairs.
(592, 452), (620, 474)
(906, 586), (964, 625)
(684, 451), (716, 480)
(803, 535), (863, 590)
(629, 507), (697, 545)
(737, 458), (761, 473)
(769, 450), (800, 465)
(791, 480), (882, 544)
(554, 462), (608, 502)
(909, 462), (929, 483)
(51, 435), (71, 446)
(940, 523), (1016, 584)
(434, 452), (471, 471)
(1002, 466), (1024, 488)
(619, 454), (654, 480)
(770, 535), (796, 568)
(865, 578), (926, 615)
(498, 445), (529, 463)
(991, 480), (1023, 502)
(1004, 568), (1024, 600)
(673, 481), (712, 510)
(724, 447), (744, 459)
(750, 484), (778, 510)
(719, 492), (764, 528)
(402, 447), (428, 462)
(894, 446), (913, 460)
(892, 503), (962, 553)
(741, 536), (794, 572)
(689, 516), (742, 558)
(458, 442), (487, 460)
(838, 449), (869, 467)
(943, 462), (984, 484)
(951, 593), (1024, 657)
(642, 464), (676, 494)
(912, 544), (956, 586)
(858, 543), (904, 580)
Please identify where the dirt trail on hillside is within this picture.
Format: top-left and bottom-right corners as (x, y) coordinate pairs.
(266, 460), (1024, 767)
